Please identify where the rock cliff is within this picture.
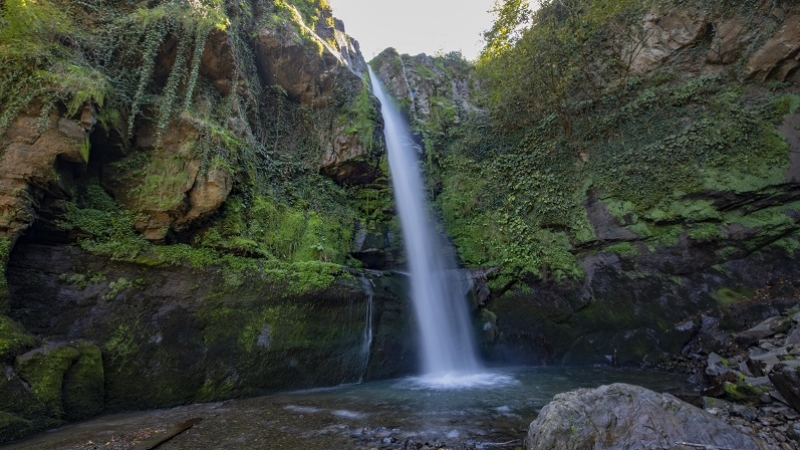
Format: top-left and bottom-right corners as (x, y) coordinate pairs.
(0, 0), (408, 442)
(371, 0), (800, 368)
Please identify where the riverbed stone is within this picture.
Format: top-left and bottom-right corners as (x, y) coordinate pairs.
(769, 363), (800, 413)
(525, 383), (767, 450)
(736, 316), (790, 346)
(706, 352), (730, 379)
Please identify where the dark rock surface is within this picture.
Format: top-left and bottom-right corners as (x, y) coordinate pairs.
(1, 243), (415, 443)
(770, 363), (800, 415)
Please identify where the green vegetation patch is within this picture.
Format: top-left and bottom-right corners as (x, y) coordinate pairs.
(712, 287), (753, 306)
(0, 316), (36, 362)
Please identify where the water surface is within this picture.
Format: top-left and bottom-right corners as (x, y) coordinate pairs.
(5, 366), (692, 450)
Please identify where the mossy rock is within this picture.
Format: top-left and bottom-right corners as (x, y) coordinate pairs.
(15, 345), (81, 419)
(0, 411), (33, 444)
(0, 363), (48, 418)
(0, 315), (36, 362)
(62, 343), (104, 421)
(15, 342), (104, 420)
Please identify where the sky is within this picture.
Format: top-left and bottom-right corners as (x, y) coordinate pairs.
(326, 0), (497, 61)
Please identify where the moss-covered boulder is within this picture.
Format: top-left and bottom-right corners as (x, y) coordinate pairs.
(14, 342), (104, 421)
(62, 343), (105, 421)
(0, 315), (36, 362)
(0, 341), (101, 443)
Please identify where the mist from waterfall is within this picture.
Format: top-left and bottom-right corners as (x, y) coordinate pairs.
(368, 67), (482, 379)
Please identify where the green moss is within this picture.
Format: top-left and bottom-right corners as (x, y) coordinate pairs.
(723, 381), (771, 402)
(196, 378), (235, 403)
(343, 83), (377, 152)
(712, 288), (752, 306)
(102, 323), (140, 374)
(0, 237), (12, 314)
(604, 199), (639, 225)
(688, 223), (724, 242)
(196, 195), (353, 265)
(0, 316), (36, 361)
(15, 345), (81, 419)
(770, 94), (800, 120)
(61, 343), (104, 421)
(59, 271), (106, 290)
(645, 224), (685, 251)
(605, 242), (638, 257)
(644, 199), (722, 223)
(0, 411), (34, 444)
(767, 236), (800, 257)
(103, 278), (135, 301)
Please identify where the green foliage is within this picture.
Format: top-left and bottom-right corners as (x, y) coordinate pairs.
(605, 242), (638, 257)
(481, 0), (532, 59)
(688, 223), (724, 243)
(58, 182), (353, 295)
(103, 278), (136, 301)
(196, 194), (353, 264)
(477, 0), (652, 135)
(343, 84), (377, 152)
(424, 0), (800, 284)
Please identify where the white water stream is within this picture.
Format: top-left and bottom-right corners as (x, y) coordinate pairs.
(369, 68), (508, 388)
(358, 276), (374, 382)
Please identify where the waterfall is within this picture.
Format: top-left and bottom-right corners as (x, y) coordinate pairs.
(368, 67), (481, 378)
(358, 275), (374, 382)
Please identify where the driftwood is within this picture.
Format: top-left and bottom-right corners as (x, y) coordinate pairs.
(673, 442), (736, 450)
(130, 417), (203, 450)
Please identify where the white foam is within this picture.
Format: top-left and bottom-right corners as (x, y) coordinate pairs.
(331, 410), (365, 419)
(284, 405), (320, 414)
(397, 372), (518, 390)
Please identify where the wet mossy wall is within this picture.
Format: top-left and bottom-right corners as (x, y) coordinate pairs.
(5, 243), (413, 413)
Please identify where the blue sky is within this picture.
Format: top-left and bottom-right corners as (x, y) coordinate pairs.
(327, 0), (497, 61)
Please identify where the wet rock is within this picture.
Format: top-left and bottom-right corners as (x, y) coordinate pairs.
(788, 422), (800, 441)
(736, 316), (789, 346)
(786, 328), (800, 346)
(732, 404), (760, 422)
(6, 243), (415, 412)
(706, 352), (731, 379)
(748, 350), (783, 377)
(525, 383), (767, 450)
(769, 363), (800, 413)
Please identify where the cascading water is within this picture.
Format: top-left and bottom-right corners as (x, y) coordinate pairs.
(369, 67), (499, 387)
(358, 276), (374, 382)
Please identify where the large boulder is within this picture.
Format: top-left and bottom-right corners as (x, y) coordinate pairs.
(525, 383), (767, 450)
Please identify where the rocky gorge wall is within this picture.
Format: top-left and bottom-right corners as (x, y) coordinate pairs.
(371, 0), (800, 368)
(0, 0), (415, 442)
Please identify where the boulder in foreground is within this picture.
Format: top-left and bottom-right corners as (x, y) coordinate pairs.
(526, 383), (767, 450)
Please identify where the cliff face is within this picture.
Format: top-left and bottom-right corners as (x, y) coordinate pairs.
(371, 0), (800, 367)
(0, 0), (411, 442)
